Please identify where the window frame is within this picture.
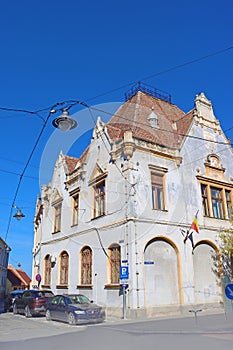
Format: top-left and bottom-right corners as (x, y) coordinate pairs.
(59, 251), (69, 286)
(93, 179), (106, 218)
(80, 246), (92, 285)
(71, 192), (79, 226)
(44, 255), (52, 286)
(149, 166), (167, 211)
(53, 202), (62, 233)
(108, 244), (121, 285)
(199, 181), (233, 219)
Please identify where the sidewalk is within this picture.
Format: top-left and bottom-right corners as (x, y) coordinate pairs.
(105, 310), (233, 334)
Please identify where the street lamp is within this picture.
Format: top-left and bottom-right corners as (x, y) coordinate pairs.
(5, 102), (80, 239)
(13, 207), (25, 221)
(52, 108), (77, 131)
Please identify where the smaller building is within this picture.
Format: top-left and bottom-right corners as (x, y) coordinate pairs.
(0, 237), (11, 313)
(6, 265), (31, 294)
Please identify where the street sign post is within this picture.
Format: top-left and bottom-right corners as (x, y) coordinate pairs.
(120, 266), (129, 319)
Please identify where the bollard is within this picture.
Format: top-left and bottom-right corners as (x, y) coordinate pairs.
(189, 309), (202, 325)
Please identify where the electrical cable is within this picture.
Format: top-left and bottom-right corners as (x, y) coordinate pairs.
(2, 44), (233, 243)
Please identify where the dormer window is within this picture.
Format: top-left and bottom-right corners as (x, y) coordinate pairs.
(147, 107), (159, 128)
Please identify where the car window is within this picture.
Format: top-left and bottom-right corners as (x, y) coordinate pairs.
(77, 295), (90, 304)
(68, 295), (90, 304)
(51, 296), (60, 305)
(37, 291), (54, 297)
(59, 297), (65, 305)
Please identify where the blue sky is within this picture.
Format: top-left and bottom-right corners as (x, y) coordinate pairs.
(0, 0), (233, 276)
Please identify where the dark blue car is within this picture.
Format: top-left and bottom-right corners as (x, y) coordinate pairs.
(45, 294), (105, 325)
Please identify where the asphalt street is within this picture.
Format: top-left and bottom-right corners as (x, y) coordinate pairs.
(0, 311), (233, 350)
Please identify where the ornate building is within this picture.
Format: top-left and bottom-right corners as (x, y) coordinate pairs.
(32, 85), (233, 318)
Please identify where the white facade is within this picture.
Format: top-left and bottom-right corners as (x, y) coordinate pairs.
(32, 89), (233, 318)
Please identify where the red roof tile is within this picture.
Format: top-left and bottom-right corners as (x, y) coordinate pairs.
(107, 91), (191, 149)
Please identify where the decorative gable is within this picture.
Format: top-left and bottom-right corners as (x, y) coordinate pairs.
(203, 154), (226, 182)
(51, 189), (63, 206)
(197, 154), (228, 183)
(194, 92), (221, 133)
(88, 163), (107, 185)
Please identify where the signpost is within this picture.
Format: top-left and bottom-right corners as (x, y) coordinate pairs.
(224, 282), (233, 317)
(120, 266), (129, 319)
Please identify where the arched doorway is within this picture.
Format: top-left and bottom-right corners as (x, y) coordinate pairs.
(193, 242), (220, 303)
(144, 238), (180, 307)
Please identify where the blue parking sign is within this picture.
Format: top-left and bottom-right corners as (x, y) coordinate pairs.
(120, 266), (129, 279)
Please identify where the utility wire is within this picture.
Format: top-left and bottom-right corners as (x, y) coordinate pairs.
(4, 110), (53, 241)
(84, 45), (233, 103)
(2, 45), (233, 241)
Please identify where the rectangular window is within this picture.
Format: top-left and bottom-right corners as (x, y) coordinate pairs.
(93, 180), (105, 218)
(225, 190), (232, 219)
(54, 203), (62, 232)
(151, 172), (164, 210)
(72, 193), (79, 226)
(201, 184), (209, 216)
(200, 182), (232, 220)
(211, 187), (224, 219)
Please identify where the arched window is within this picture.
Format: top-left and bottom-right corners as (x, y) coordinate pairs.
(44, 255), (51, 286)
(81, 246), (92, 285)
(59, 251), (69, 285)
(109, 244), (121, 284)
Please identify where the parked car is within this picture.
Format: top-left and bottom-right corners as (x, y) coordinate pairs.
(4, 289), (25, 312)
(13, 289), (54, 317)
(45, 294), (105, 325)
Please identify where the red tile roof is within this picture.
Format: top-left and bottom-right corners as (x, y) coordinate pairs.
(107, 91), (191, 149)
(64, 155), (79, 173)
(7, 265), (31, 287)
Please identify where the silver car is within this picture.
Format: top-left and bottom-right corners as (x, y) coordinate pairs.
(45, 294), (105, 325)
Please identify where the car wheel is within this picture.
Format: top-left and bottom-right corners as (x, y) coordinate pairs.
(45, 309), (51, 321)
(13, 303), (18, 314)
(24, 305), (32, 318)
(67, 312), (76, 325)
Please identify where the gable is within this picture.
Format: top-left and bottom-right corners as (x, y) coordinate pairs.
(88, 163), (107, 185)
(51, 188), (63, 205)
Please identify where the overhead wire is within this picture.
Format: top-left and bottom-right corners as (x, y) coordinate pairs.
(1, 44), (233, 243)
(84, 45), (233, 103)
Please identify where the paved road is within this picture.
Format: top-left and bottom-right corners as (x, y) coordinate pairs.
(0, 311), (233, 350)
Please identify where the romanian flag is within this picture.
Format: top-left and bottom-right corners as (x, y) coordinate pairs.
(190, 211), (199, 234)
(184, 210), (199, 246)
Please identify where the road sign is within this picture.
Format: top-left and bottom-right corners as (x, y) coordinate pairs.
(225, 283), (233, 300)
(120, 266), (129, 279)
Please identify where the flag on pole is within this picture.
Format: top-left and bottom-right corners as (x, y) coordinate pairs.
(184, 210), (199, 249)
(190, 211), (199, 233)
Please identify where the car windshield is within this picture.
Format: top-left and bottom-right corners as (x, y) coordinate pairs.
(37, 291), (54, 297)
(11, 291), (23, 297)
(67, 295), (91, 304)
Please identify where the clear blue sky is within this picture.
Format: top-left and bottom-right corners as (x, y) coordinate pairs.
(0, 0), (233, 277)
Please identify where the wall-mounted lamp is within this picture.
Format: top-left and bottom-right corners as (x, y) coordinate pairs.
(50, 255), (57, 267)
(13, 207), (25, 221)
(34, 259), (40, 267)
